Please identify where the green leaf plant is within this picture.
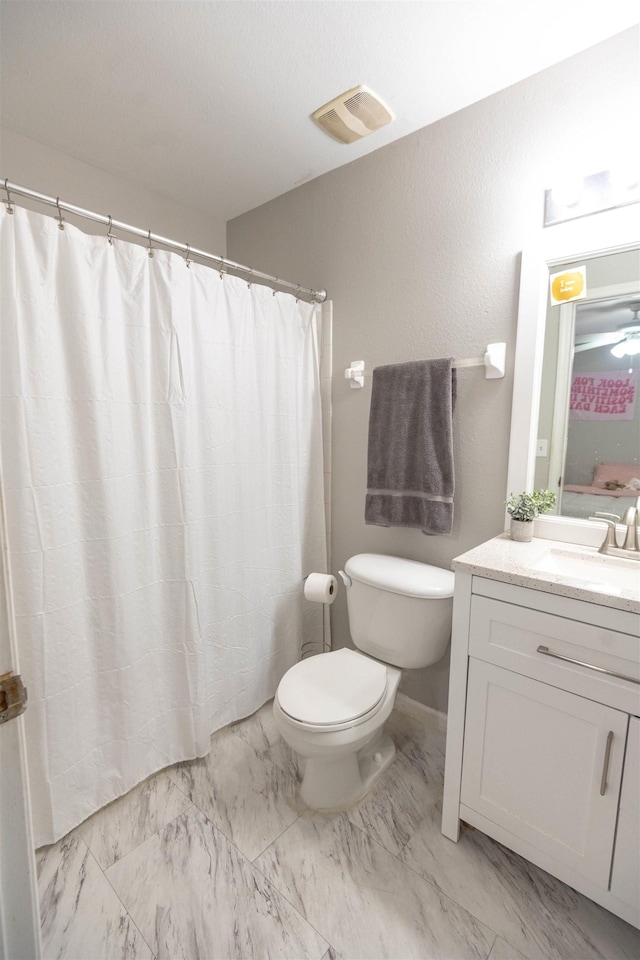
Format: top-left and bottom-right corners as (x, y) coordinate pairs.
(506, 489), (556, 523)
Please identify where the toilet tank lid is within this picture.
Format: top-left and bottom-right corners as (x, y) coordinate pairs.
(344, 553), (455, 598)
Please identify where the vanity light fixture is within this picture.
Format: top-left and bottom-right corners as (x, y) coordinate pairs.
(544, 167), (640, 227)
(550, 177), (584, 209)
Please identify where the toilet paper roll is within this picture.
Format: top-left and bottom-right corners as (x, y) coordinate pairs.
(304, 572), (337, 604)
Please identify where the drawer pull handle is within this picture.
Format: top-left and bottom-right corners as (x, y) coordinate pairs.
(536, 645), (640, 685)
(600, 731), (614, 796)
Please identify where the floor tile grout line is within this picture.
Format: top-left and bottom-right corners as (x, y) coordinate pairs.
(226, 722), (293, 771)
(101, 790), (329, 960)
(75, 834), (156, 960)
(250, 809), (308, 864)
(341, 751), (445, 859)
(248, 825), (336, 959)
(192, 719), (342, 954)
(166, 801), (331, 960)
(340, 806), (501, 951)
(101, 801), (197, 877)
(166, 725), (304, 861)
(72, 765), (195, 864)
(395, 836), (544, 960)
(165, 777), (274, 861)
(164, 762), (193, 798)
(110, 710), (449, 947)
(230, 723), (301, 782)
(179, 765), (308, 871)
(77, 773), (194, 870)
(486, 930), (500, 960)
(250, 807), (497, 960)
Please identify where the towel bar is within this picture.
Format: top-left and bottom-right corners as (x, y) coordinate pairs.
(344, 343), (506, 388)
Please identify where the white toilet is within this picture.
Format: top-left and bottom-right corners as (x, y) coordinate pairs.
(273, 553), (455, 810)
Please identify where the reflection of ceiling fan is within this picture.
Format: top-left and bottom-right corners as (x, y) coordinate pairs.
(574, 301), (640, 356)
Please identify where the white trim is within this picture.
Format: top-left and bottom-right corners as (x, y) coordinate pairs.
(0, 478), (41, 960)
(548, 300), (575, 505)
(441, 571), (472, 841)
(507, 203), (640, 542)
(395, 692), (447, 733)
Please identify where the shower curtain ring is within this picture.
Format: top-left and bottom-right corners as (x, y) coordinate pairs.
(3, 179), (14, 214)
(184, 243), (191, 269)
(218, 258), (226, 280)
(55, 197), (65, 230)
(106, 215), (115, 245)
(272, 278), (279, 296)
(247, 268), (253, 289)
(295, 285), (301, 302)
(147, 229), (154, 258)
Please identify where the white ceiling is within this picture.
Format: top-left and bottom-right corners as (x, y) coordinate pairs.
(1, 1), (638, 222)
(576, 296), (640, 337)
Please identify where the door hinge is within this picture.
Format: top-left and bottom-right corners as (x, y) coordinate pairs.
(0, 672), (28, 725)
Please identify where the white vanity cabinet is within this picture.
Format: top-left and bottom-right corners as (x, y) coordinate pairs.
(442, 549), (640, 929)
(610, 716), (640, 912)
(461, 659), (627, 887)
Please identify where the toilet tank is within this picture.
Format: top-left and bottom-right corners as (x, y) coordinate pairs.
(343, 554), (455, 669)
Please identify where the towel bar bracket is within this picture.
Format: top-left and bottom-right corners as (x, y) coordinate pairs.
(345, 360), (365, 388)
(484, 342), (506, 379)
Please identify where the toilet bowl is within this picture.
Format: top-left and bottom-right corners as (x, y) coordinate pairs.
(273, 554), (455, 810)
(274, 647), (401, 809)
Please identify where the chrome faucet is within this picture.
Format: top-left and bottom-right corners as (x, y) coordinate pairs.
(621, 506), (640, 551)
(588, 507), (640, 560)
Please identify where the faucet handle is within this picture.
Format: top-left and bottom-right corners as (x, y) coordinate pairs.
(621, 507), (639, 552)
(588, 515), (619, 553)
(594, 512), (620, 523)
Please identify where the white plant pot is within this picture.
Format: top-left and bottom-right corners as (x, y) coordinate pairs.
(510, 518), (534, 542)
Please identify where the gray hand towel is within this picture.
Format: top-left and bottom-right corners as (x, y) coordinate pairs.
(365, 358), (456, 535)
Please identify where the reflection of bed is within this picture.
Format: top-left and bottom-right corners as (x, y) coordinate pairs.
(562, 463), (640, 519)
(561, 488), (639, 519)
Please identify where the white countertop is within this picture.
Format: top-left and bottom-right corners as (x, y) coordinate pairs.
(452, 533), (640, 615)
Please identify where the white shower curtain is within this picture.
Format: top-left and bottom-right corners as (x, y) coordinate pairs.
(0, 205), (327, 846)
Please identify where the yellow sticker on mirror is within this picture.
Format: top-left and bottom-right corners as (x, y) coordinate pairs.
(549, 267), (586, 305)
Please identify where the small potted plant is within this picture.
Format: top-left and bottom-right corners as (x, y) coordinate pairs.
(506, 489), (556, 542)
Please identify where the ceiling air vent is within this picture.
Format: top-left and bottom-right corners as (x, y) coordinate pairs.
(312, 84), (394, 144)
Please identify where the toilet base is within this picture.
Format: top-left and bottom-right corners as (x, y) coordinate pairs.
(300, 730), (396, 811)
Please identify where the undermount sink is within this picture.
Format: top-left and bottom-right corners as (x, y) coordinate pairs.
(531, 545), (640, 598)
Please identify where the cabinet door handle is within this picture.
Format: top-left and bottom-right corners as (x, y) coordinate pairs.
(600, 731), (614, 796)
(536, 645), (640, 685)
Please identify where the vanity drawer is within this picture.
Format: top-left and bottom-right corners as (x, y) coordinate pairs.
(468, 596), (640, 714)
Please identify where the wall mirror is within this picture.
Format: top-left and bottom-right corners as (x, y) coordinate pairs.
(507, 204), (640, 546)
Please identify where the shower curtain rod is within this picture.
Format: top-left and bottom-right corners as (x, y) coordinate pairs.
(2, 179), (327, 303)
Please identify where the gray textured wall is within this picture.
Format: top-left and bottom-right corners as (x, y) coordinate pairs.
(0, 127), (226, 254)
(228, 29), (639, 712)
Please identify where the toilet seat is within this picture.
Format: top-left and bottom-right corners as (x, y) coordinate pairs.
(277, 648), (388, 728)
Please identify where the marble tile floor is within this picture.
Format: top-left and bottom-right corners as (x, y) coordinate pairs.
(37, 700), (640, 960)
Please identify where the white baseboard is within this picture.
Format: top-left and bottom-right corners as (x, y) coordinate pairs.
(394, 693), (447, 733)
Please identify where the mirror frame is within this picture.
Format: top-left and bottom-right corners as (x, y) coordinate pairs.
(507, 203), (640, 546)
